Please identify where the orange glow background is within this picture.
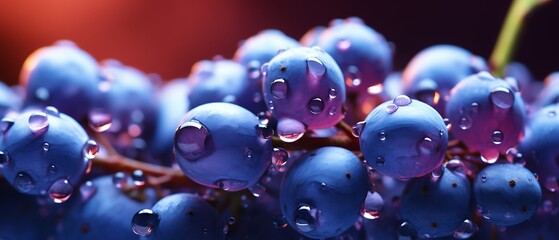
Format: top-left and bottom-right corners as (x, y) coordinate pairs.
(0, 0), (558, 84)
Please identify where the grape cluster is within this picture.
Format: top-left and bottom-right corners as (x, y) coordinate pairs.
(0, 10), (554, 240)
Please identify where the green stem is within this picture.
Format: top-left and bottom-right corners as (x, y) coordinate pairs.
(490, 0), (549, 77)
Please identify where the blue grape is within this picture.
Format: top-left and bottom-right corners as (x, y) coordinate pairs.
(188, 58), (265, 114)
(58, 176), (157, 240)
(234, 29), (300, 68)
(358, 95), (448, 180)
(0, 82), (21, 118)
(135, 193), (223, 240)
(518, 104), (559, 193)
(300, 26), (326, 47)
(504, 62), (534, 93)
(19, 40), (102, 121)
(532, 72), (559, 111)
(311, 17), (392, 93)
(148, 78), (190, 160)
(445, 71), (525, 163)
(0, 107), (95, 199)
(473, 163), (542, 227)
(96, 60), (158, 158)
(261, 46), (345, 142)
(280, 147), (369, 239)
(402, 45), (488, 114)
(400, 166), (472, 238)
(174, 102), (272, 191)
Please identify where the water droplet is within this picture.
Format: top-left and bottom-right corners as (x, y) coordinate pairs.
(14, 172), (34, 193)
(132, 170), (145, 186)
(393, 95), (412, 106)
(270, 79), (288, 100)
(83, 140), (99, 159)
(113, 172), (128, 189)
(398, 222), (417, 237)
(255, 124), (274, 139)
(379, 132), (386, 141)
(385, 103), (398, 114)
(43, 107), (60, 118)
(216, 179), (248, 191)
(345, 66), (361, 87)
(431, 166), (444, 180)
(48, 164), (57, 174)
(481, 175), (487, 182)
(0, 118), (14, 133)
(294, 205), (319, 233)
(328, 106), (337, 116)
(35, 87), (49, 101)
(545, 176), (558, 192)
(28, 112), (49, 135)
(362, 191), (384, 219)
(376, 156), (385, 166)
(132, 209), (159, 236)
(308, 98), (324, 114)
(453, 219), (477, 239)
(272, 148), (288, 167)
(443, 118), (452, 130)
(277, 118), (306, 143)
(49, 179), (73, 203)
(272, 216), (288, 228)
(43, 142), (50, 152)
(88, 109), (112, 132)
(492, 130), (503, 144)
(470, 102), (479, 114)
(418, 137), (438, 157)
(260, 63), (269, 76)
(306, 57), (326, 77)
(0, 151), (9, 168)
(337, 39), (351, 51)
(175, 120), (210, 161)
(477, 71), (494, 80)
(257, 112), (270, 125)
(480, 149), (499, 164)
(329, 88), (337, 98)
(248, 183), (266, 198)
(490, 87), (514, 109)
(228, 217), (236, 225)
(458, 117), (472, 130)
(351, 121), (365, 137)
(446, 159), (468, 175)
(80, 181), (97, 201)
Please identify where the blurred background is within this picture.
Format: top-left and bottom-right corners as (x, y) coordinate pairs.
(0, 0), (557, 84)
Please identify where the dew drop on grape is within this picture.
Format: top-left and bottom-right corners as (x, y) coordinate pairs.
(351, 121), (365, 137)
(453, 219), (477, 239)
(255, 123), (274, 139)
(385, 103), (398, 114)
(490, 87), (514, 109)
(131, 209), (159, 236)
(83, 140), (99, 159)
(271, 79), (288, 99)
(458, 116), (472, 130)
(0, 151), (9, 168)
(277, 118), (305, 143)
(44, 106), (60, 116)
(306, 57), (326, 77)
(491, 130), (504, 145)
(49, 178), (73, 203)
(175, 120), (210, 161)
(480, 149), (499, 164)
(294, 204), (319, 233)
(393, 95), (412, 106)
(271, 147), (288, 167)
(28, 112), (49, 135)
(361, 191), (384, 220)
(329, 88), (337, 99)
(113, 172), (128, 189)
(308, 98), (325, 114)
(0, 118), (14, 133)
(132, 169), (145, 186)
(14, 172), (34, 193)
(88, 109), (112, 132)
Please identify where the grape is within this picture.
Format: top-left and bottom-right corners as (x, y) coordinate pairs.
(358, 95), (448, 180)
(261, 46), (345, 141)
(174, 102), (272, 191)
(309, 17), (392, 93)
(400, 166), (472, 238)
(0, 107), (95, 199)
(445, 71), (525, 162)
(148, 78), (190, 160)
(133, 193), (223, 240)
(300, 26), (326, 47)
(518, 104), (559, 193)
(58, 176), (157, 240)
(279, 147), (369, 239)
(532, 72), (559, 112)
(473, 163), (542, 227)
(96, 60), (158, 158)
(19, 40), (102, 121)
(402, 45), (488, 114)
(234, 29), (301, 68)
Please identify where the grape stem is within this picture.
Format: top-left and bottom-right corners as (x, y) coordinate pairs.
(490, 0), (550, 77)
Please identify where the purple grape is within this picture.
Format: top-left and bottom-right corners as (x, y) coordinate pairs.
(174, 102), (272, 191)
(445, 72), (525, 163)
(19, 40), (102, 121)
(280, 147), (369, 239)
(262, 46), (345, 142)
(234, 29), (301, 68)
(532, 72), (559, 111)
(402, 45), (488, 115)
(358, 95), (448, 180)
(0, 107), (95, 199)
(473, 163), (542, 227)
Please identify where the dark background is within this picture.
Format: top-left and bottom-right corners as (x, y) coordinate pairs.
(0, 0), (557, 85)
